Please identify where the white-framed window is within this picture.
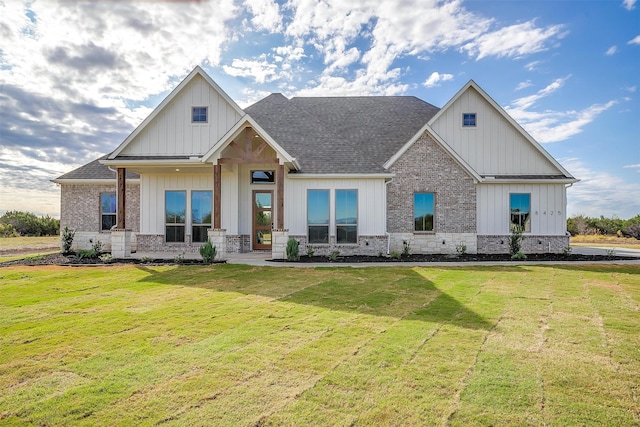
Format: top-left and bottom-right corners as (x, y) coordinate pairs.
(414, 192), (435, 232)
(510, 193), (531, 232)
(100, 193), (116, 231)
(307, 189), (329, 244)
(192, 106), (207, 123)
(462, 113), (476, 127)
(165, 191), (186, 242)
(336, 189), (357, 244)
(191, 191), (212, 243)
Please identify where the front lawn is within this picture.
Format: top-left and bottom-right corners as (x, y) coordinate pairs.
(1, 264), (638, 426)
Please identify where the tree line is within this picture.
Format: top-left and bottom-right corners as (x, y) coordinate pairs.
(0, 211), (60, 237)
(567, 214), (640, 239)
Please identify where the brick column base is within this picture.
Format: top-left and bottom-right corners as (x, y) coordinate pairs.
(111, 229), (132, 258)
(207, 229), (226, 260)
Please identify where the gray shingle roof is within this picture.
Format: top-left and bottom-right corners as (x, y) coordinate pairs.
(245, 94), (440, 174)
(54, 155), (139, 180)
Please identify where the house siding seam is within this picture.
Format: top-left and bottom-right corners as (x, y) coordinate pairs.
(387, 131), (476, 253)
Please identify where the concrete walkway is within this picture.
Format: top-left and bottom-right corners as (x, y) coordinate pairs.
(130, 246), (640, 268)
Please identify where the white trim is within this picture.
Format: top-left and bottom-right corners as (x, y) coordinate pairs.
(384, 123), (482, 182)
(108, 66), (244, 160)
(482, 178), (579, 184)
(101, 158), (203, 166)
(288, 173), (394, 179)
(429, 80), (575, 179)
(51, 179), (140, 185)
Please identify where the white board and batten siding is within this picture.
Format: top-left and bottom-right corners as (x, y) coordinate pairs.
(430, 86), (560, 176)
(477, 184), (567, 235)
(285, 177), (387, 236)
(121, 74), (243, 157)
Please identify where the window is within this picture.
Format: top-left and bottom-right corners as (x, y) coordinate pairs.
(307, 189), (329, 244)
(510, 193), (531, 232)
(165, 191), (186, 242)
(336, 189), (357, 244)
(100, 193), (116, 231)
(192, 191), (212, 243)
(192, 107), (207, 123)
(414, 193), (435, 232)
(251, 170), (275, 184)
(462, 113), (476, 127)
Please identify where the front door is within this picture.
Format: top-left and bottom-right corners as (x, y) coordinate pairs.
(253, 190), (273, 250)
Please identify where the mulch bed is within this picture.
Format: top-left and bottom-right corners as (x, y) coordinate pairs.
(0, 253), (221, 267)
(271, 253), (638, 263)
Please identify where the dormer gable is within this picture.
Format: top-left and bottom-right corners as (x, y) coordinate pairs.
(108, 66), (244, 159)
(429, 80), (575, 179)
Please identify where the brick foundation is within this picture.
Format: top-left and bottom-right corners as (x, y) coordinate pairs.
(477, 235), (570, 254)
(289, 235), (388, 257)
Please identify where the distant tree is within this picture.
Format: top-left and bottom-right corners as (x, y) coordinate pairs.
(0, 211), (60, 236)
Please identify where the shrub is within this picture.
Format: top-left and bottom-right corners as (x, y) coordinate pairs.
(390, 251), (401, 260)
(306, 245), (315, 257)
(286, 238), (300, 261)
(328, 250), (340, 261)
(402, 241), (411, 256)
(99, 253), (114, 264)
(0, 223), (19, 238)
(199, 241), (217, 263)
(90, 239), (103, 254)
(77, 249), (97, 259)
(456, 242), (467, 255)
(61, 227), (75, 255)
(511, 252), (527, 260)
(508, 225), (524, 256)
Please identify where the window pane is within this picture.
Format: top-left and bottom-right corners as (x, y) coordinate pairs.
(101, 193), (116, 214)
(166, 226), (185, 243)
(307, 190), (329, 225)
(337, 225), (357, 244)
(463, 113), (476, 127)
(192, 191), (212, 224)
(510, 193), (531, 232)
(251, 170), (275, 184)
(336, 190), (357, 225)
(255, 192), (272, 209)
(192, 107), (207, 122)
(192, 226), (209, 243)
(101, 214), (117, 231)
(414, 193), (435, 231)
(166, 191), (186, 224)
(308, 225), (329, 244)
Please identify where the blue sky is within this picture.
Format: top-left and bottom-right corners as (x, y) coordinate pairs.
(0, 0), (638, 219)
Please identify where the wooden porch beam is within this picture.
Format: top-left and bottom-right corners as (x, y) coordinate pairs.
(245, 127), (253, 158)
(117, 168), (126, 229)
(213, 164), (221, 229)
(276, 164), (284, 229)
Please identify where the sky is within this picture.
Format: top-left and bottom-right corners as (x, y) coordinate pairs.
(0, 0), (638, 220)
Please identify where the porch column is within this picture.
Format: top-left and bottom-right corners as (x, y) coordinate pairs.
(113, 167), (131, 258)
(213, 164), (221, 229)
(276, 164), (284, 229)
(117, 167), (126, 229)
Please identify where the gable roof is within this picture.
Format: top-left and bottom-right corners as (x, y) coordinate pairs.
(108, 66), (244, 160)
(429, 80), (576, 180)
(52, 155), (140, 183)
(245, 94), (440, 174)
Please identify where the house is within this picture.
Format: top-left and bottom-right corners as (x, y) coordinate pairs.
(53, 66), (577, 259)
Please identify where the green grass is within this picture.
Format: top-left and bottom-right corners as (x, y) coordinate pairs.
(1, 264), (639, 426)
(0, 235), (59, 248)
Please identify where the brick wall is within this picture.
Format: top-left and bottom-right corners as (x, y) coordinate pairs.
(387, 132), (477, 253)
(60, 183), (140, 232)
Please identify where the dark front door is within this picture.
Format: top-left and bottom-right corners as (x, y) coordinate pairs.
(252, 190), (272, 250)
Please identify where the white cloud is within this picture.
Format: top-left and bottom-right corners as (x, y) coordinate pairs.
(563, 158), (640, 218)
(525, 60), (542, 71)
(515, 80), (533, 91)
(506, 77), (617, 143)
(605, 45), (617, 56)
(623, 0), (637, 10)
(243, 0), (282, 32)
(628, 35), (640, 44)
(461, 21), (565, 60)
(222, 57), (279, 83)
(623, 164), (640, 171)
(423, 71), (454, 87)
